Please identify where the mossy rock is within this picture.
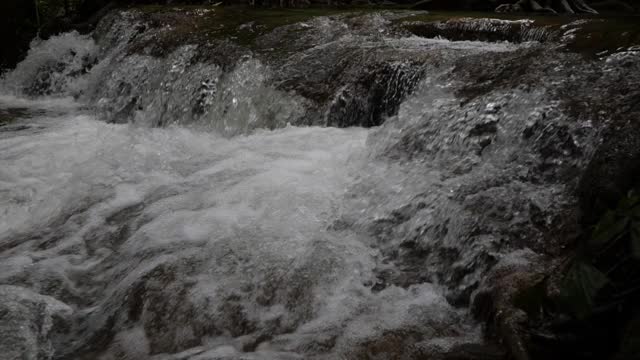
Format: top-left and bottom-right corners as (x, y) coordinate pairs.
(122, 5), (400, 53)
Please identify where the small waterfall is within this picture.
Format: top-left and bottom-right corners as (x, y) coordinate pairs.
(0, 29), (306, 135)
(403, 17), (554, 43)
(1, 11), (560, 134)
(0, 32), (97, 97)
(1, 7), (639, 360)
(0, 10), (450, 132)
(90, 47), (305, 134)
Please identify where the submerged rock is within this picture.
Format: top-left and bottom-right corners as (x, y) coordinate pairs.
(0, 6), (639, 360)
(0, 286), (73, 360)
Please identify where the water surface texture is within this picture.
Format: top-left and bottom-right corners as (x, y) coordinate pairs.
(1, 8), (639, 360)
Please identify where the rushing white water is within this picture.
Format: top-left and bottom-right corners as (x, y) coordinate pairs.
(3, 9), (620, 360)
(0, 32), (97, 98)
(0, 22), (485, 358)
(0, 90), (478, 359)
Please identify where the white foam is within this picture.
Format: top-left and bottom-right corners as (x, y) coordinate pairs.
(0, 32), (97, 97)
(0, 101), (477, 357)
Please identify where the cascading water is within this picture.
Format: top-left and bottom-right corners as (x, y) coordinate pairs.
(1, 7), (639, 360)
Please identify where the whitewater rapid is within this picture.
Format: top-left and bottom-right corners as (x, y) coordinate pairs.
(0, 48), (477, 359)
(3, 8), (629, 360)
(0, 89), (478, 360)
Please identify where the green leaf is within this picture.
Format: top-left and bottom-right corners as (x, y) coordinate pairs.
(589, 210), (628, 251)
(560, 261), (610, 319)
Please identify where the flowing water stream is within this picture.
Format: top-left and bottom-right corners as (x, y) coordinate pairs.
(1, 7), (639, 360)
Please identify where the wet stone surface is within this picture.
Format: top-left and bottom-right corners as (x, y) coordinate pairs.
(0, 7), (639, 360)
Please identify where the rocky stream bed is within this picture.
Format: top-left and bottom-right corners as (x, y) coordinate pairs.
(0, 7), (639, 360)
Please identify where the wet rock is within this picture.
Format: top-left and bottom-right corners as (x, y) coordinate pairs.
(325, 62), (426, 127)
(3, 6), (640, 360)
(0, 286), (72, 360)
(469, 116), (498, 137)
(471, 250), (545, 360)
(410, 0), (470, 10)
(402, 18), (552, 44)
(573, 51), (640, 222)
(427, 343), (508, 360)
(578, 121), (640, 223)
